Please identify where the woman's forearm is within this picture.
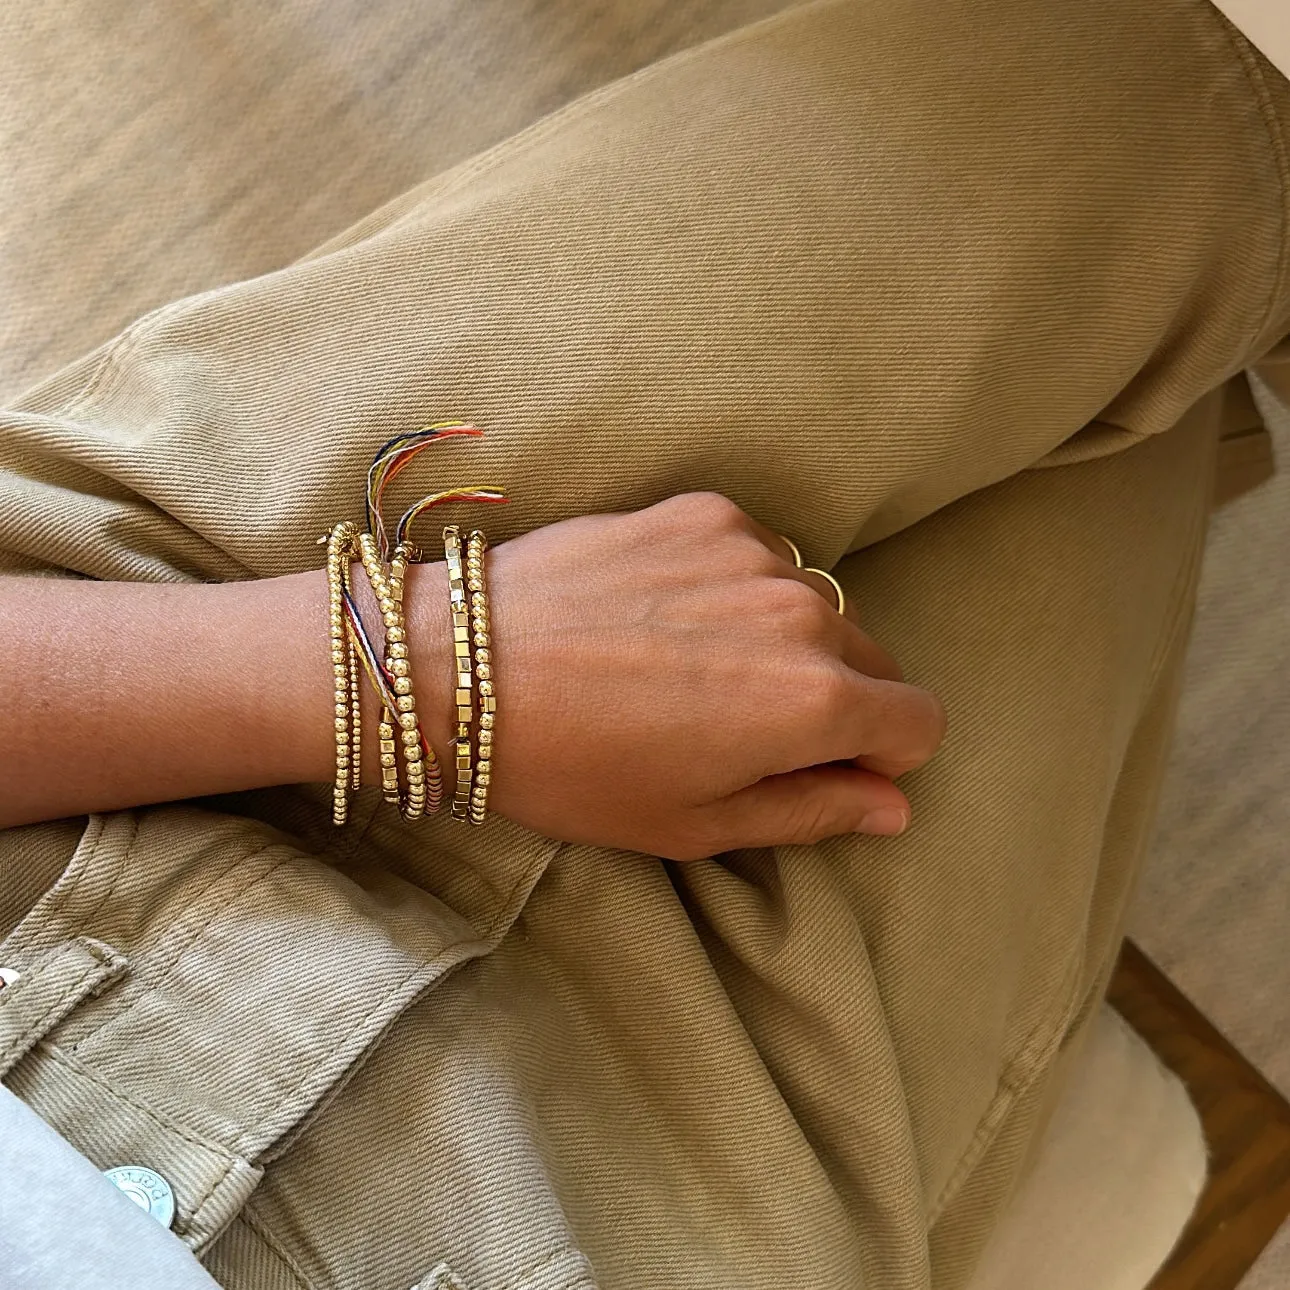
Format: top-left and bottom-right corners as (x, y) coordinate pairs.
(0, 497), (946, 855)
(0, 566), (455, 829)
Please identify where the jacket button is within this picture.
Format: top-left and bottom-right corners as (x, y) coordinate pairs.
(102, 1165), (176, 1229)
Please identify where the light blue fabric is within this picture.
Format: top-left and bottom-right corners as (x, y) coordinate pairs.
(0, 1084), (220, 1289)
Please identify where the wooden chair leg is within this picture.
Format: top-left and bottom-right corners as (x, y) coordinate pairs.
(1109, 941), (1290, 1290)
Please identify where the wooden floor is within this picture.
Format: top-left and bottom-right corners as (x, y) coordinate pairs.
(1110, 942), (1290, 1290)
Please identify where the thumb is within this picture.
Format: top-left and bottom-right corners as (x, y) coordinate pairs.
(705, 763), (912, 851)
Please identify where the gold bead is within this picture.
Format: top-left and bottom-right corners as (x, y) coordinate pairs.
(406, 745), (423, 762)
(480, 713), (494, 729)
(401, 729), (419, 746)
(334, 717), (349, 733)
(387, 626), (406, 643)
(390, 659), (410, 677)
(393, 677), (412, 695)
(388, 642), (409, 660)
(474, 632), (489, 648)
(479, 729), (493, 745)
(479, 680), (494, 697)
(380, 753), (397, 768)
(475, 648), (491, 664)
(399, 712), (418, 730)
(396, 695), (414, 712)
(476, 664), (492, 681)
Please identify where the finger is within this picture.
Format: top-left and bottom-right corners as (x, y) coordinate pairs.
(703, 763), (912, 852)
(830, 614), (903, 683)
(800, 665), (946, 777)
(845, 675), (947, 779)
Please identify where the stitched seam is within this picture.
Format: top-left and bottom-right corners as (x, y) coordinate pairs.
(38, 1040), (238, 1158)
(505, 1246), (594, 1289)
(57, 299), (193, 418)
(68, 814), (135, 945)
(237, 834), (558, 1153)
(926, 512), (1204, 1226)
(239, 1208), (317, 1290)
(180, 1153), (241, 1239)
(0, 962), (102, 1069)
(2, 813), (128, 958)
(181, 1150), (246, 1238)
(1209, 6), (1290, 355)
(1139, 476), (1210, 697)
(231, 933), (489, 1154)
(483, 837), (564, 942)
(927, 945), (1086, 1225)
(31, 815), (109, 933)
(77, 843), (293, 1050)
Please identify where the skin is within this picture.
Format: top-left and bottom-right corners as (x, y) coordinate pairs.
(0, 492), (946, 859)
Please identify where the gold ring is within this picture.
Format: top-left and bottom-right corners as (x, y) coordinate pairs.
(779, 534), (804, 568)
(804, 566), (846, 616)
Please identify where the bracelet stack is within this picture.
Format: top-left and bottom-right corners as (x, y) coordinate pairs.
(324, 421), (505, 830)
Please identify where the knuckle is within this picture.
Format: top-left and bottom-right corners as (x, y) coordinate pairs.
(759, 575), (828, 627)
(800, 663), (853, 724)
(668, 491), (746, 531)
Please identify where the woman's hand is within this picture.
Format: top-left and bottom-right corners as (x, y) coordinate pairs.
(414, 492), (946, 859)
(0, 493), (942, 846)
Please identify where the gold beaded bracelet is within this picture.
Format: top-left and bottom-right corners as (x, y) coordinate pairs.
(465, 529), (495, 825)
(389, 540), (444, 816)
(354, 533), (443, 819)
(443, 525), (475, 820)
(353, 533), (403, 808)
(325, 521), (363, 826)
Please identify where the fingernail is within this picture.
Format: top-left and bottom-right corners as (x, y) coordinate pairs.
(859, 808), (909, 836)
